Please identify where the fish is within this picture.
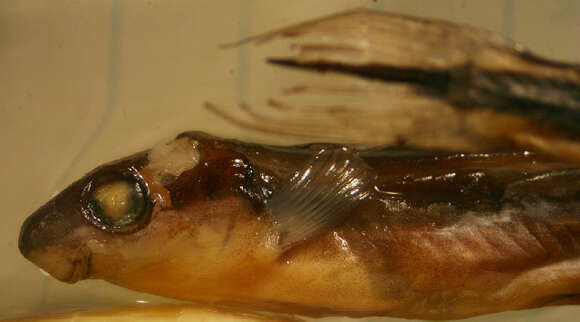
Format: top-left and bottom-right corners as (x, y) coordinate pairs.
(18, 131), (580, 320)
(18, 8), (580, 321)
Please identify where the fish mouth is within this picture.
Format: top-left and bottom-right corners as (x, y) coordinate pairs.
(24, 246), (90, 283)
(19, 202), (91, 283)
(19, 197), (92, 283)
(67, 250), (91, 283)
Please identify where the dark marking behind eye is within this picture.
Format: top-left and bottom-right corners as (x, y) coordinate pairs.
(165, 136), (272, 210)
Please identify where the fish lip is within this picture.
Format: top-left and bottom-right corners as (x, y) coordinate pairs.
(58, 246), (91, 283)
(66, 253), (90, 283)
(19, 199), (92, 283)
(23, 245), (91, 284)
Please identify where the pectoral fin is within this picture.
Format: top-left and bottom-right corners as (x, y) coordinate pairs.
(267, 148), (372, 248)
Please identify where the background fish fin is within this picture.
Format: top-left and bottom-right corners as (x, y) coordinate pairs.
(205, 93), (492, 152)
(267, 148), (371, 249)
(214, 9), (580, 164)
(227, 7), (566, 72)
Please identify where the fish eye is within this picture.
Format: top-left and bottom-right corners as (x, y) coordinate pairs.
(81, 172), (152, 232)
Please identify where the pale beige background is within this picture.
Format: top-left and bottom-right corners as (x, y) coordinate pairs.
(2, 0), (579, 320)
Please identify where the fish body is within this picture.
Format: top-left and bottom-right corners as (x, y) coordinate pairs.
(19, 131), (580, 320)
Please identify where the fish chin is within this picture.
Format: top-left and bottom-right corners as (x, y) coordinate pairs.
(24, 245), (90, 283)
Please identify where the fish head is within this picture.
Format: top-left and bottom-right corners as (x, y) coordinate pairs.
(18, 146), (152, 283)
(18, 132), (276, 286)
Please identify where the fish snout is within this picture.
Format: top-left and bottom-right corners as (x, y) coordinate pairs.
(19, 199), (90, 283)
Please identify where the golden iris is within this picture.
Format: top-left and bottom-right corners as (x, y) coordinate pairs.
(84, 176), (148, 231)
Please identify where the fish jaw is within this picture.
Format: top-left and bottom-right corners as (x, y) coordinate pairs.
(23, 246), (90, 283)
(18, 199), (91, 283)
